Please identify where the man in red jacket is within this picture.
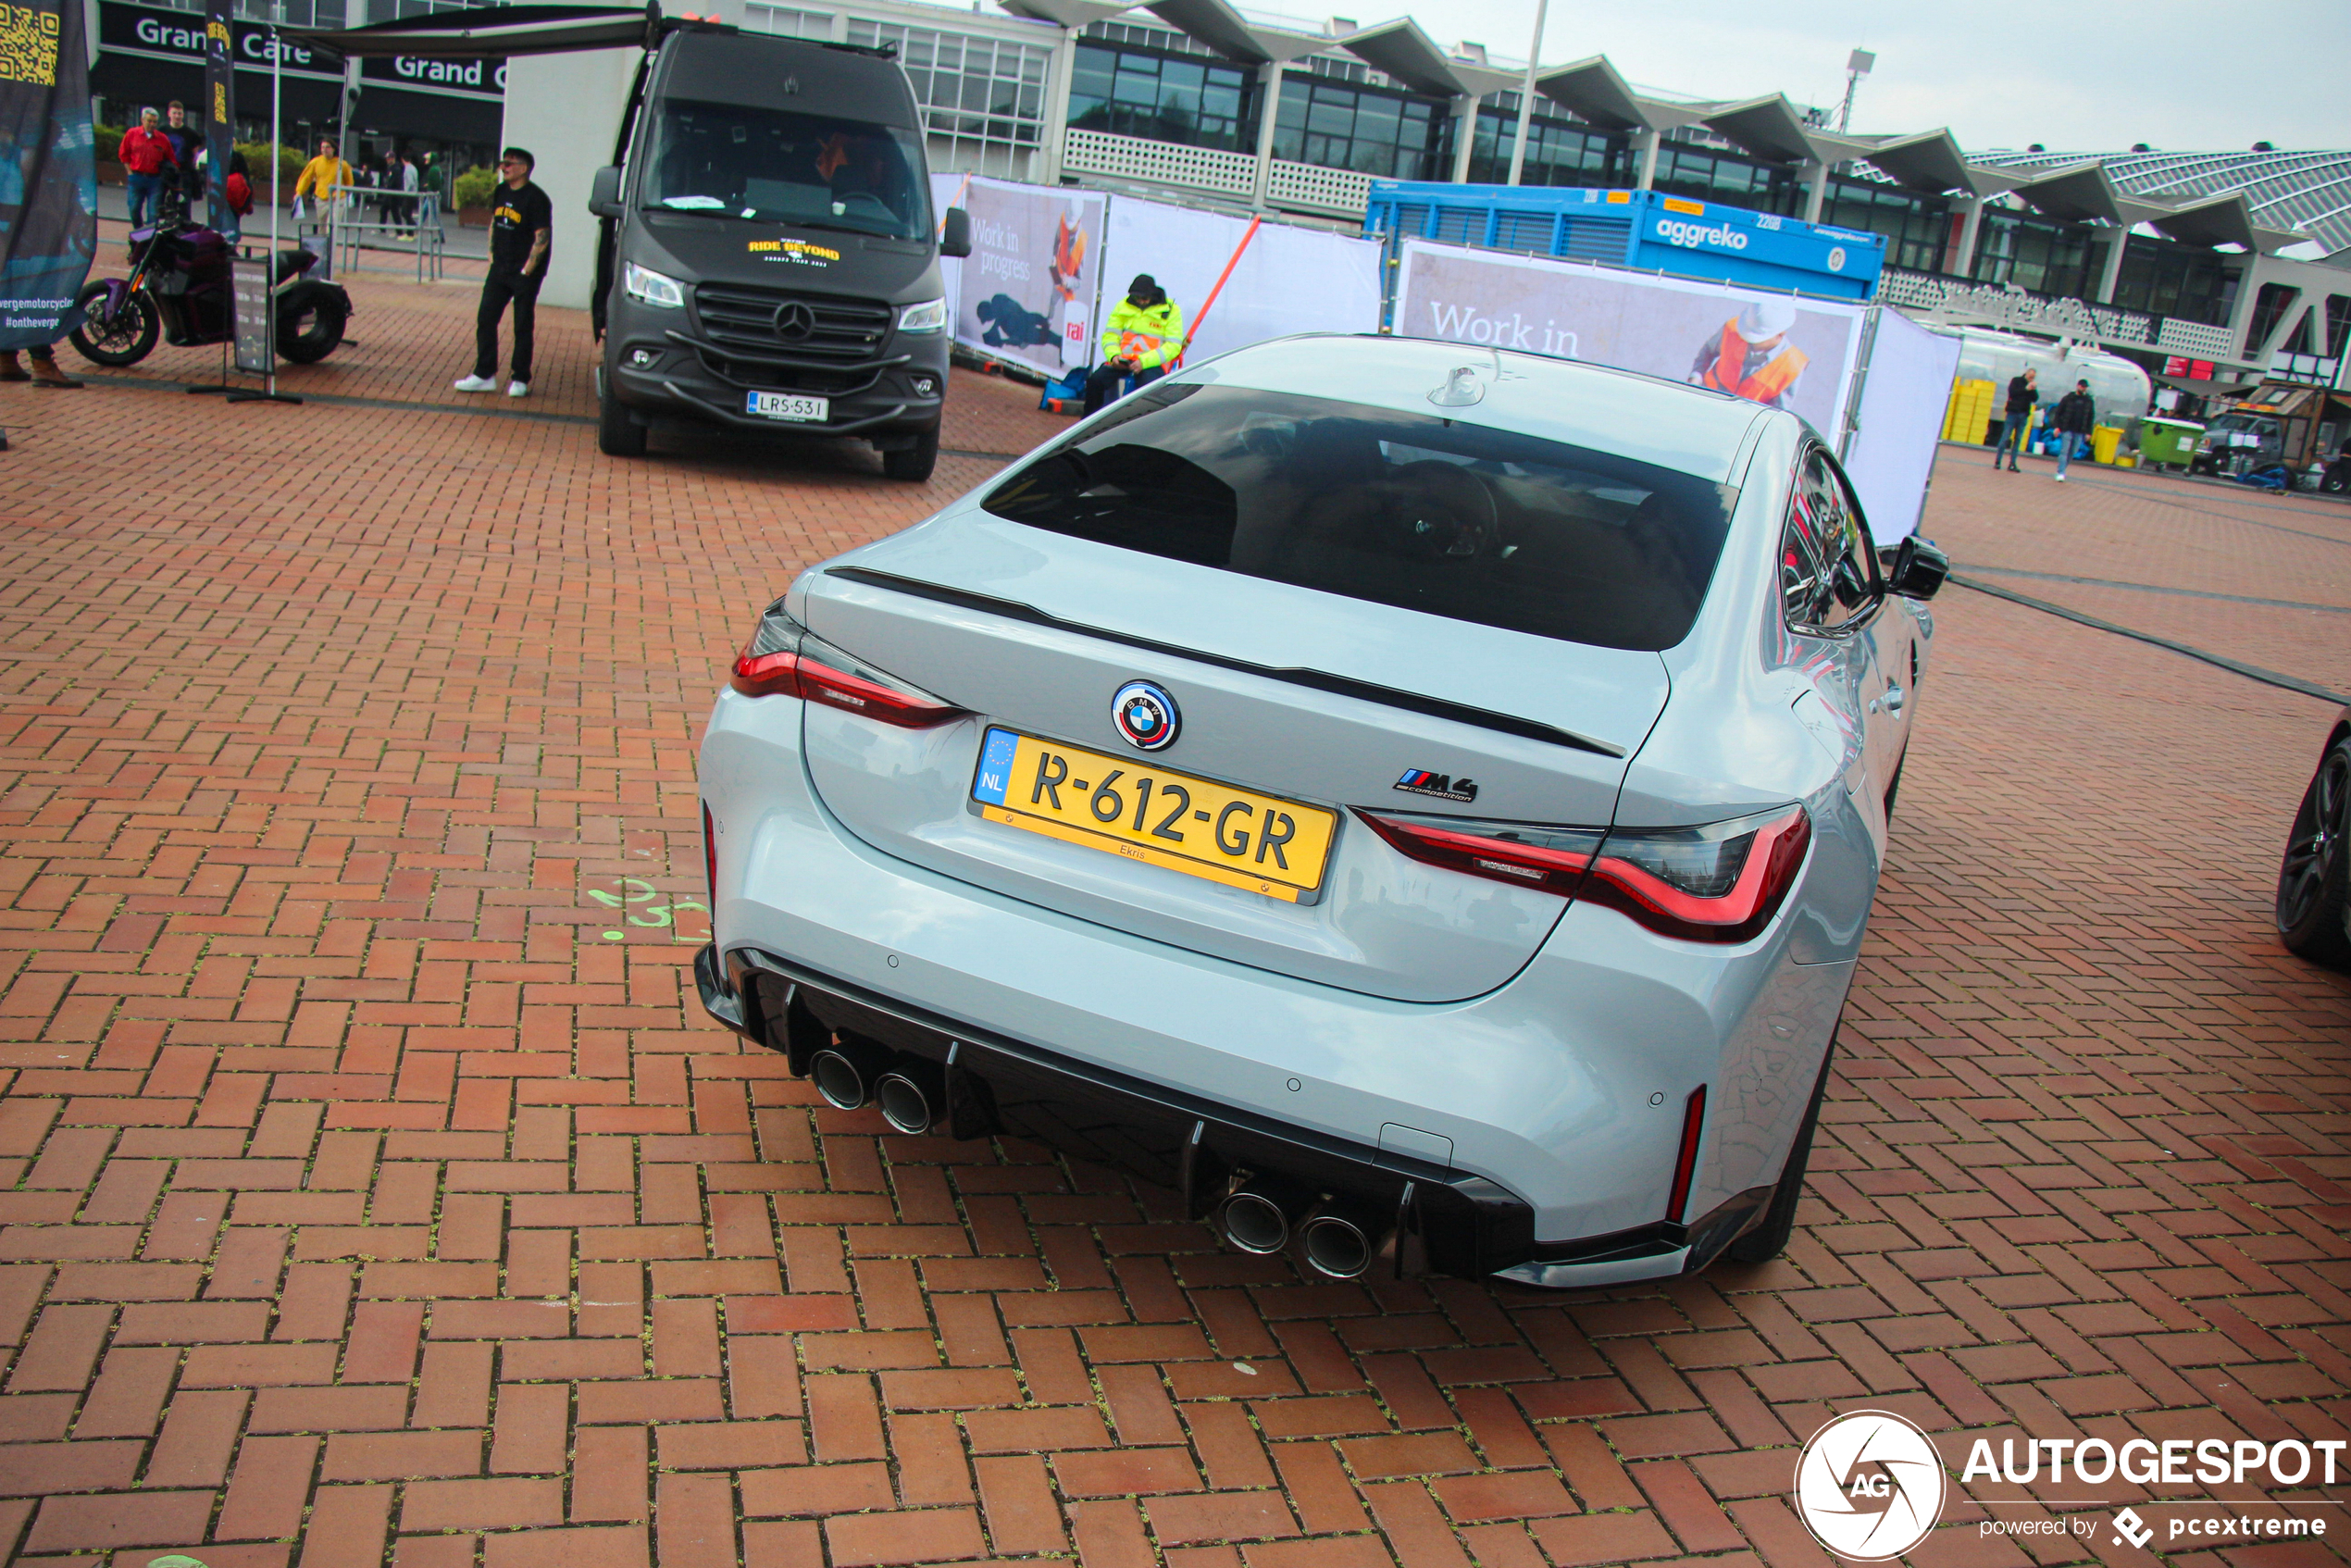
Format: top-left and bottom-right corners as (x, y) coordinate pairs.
(118, 107), (177, 229)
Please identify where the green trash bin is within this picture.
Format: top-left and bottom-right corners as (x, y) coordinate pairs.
(2138, 417), (2204, 470)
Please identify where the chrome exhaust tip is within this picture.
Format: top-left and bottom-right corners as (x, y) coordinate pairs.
(808, 1048), (872, 1111)
(874, 1071), (935, 1136)
(1299, 1212), (1379, 1280)
(1218, 1189), (1293, 1254)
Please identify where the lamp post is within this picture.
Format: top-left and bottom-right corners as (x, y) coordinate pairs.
(1504, 0), (1546, 186)
(1836, 48), (1873, 133)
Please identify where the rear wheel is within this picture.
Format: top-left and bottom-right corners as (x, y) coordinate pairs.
(599, 385), (647, 457)
(880, 426), (939, 483)
(2278, 733), (2351, 968)
(68, 282), (157, 367)
(277, 291), (346, 363)
(1723, 1035), (1835, 1264)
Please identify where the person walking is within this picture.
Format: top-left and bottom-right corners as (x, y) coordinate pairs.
(1084, 273), (1181, 416)
(118, 108), (177, 229)
(1994, 367), (2038, 471)
(454, 147), (551, 399)
(160, 102), (203, 212)
(2050, 378), (2096, 481)
(394, 150), (420, 238)
(292, 137), (353, 226)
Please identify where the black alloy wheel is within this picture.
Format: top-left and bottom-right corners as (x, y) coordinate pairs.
(68, 281), (158, 367)
(2277, 732), (2351, 968)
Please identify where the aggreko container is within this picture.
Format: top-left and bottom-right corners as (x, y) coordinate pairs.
(1363, 183), (1885, 301)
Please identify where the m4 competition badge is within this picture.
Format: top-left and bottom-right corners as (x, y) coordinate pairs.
(1394, 768), (1477, 803)
(1111, 681), (1179, 752)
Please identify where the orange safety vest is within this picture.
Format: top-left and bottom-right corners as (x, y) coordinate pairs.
(1699, 321), (1808, 404)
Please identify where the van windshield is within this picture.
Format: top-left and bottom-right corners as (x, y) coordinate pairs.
(643, 99), (929, 241)
(981, 384), (1737, 653)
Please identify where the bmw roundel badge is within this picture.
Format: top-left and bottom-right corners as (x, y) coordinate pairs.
(1111, 680), (1180, 751)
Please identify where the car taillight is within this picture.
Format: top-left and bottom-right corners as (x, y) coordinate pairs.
(1353, 811), (1601, 896)
(726, 603), (965, 728)
(1355, 803), (1810, 944)
(1582, 806), (1810, 944)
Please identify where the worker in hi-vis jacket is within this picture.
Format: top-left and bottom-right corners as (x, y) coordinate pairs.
(1084, 273), (1183, 415)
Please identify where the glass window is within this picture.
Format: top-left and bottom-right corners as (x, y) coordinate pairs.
(1650, 142), (1801, 218)
(1469, 106), (1629, 187)
(1067, 42), (1253, 153)
(641, 99), (929, 241)
(982, 383), (1740, 653)
(1268, 76), (1447, 180)
(850, 19), (1053, 174)
(742, 4), (831, 39)
(1780, 449), (1879, 634)
(1969, 209), (2096, 300)
(1818, 177), (1947, 273)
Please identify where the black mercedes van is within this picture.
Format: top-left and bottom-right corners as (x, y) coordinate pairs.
(588, 26), (970, 479)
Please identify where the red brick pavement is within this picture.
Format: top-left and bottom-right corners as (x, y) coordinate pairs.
(2, 312), (2349, 1568)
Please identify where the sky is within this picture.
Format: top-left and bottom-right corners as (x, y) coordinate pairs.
(1308, 0), (2351, 154)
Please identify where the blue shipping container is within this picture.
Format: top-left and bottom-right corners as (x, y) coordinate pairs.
(1362, 182), (1886, 301)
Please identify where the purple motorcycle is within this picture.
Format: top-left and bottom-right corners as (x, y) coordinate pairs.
(70, 199), (351, 367)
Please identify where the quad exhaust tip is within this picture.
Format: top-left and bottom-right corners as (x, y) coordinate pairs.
(874, 1072), (935, 1136)
(1300, 1212), (1375, 1279)
(1218, 1190), (1292, 1255)
(808, 1048), (870, 1112)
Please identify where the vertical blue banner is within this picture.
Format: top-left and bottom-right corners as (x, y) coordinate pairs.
(0, 0), (95, 350)
(204, 0), (237, 228)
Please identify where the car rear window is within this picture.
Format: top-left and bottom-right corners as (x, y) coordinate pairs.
(980, 383), (1737, 652)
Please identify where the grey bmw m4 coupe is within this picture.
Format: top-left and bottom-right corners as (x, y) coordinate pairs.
(694, 334), (1947, 1288)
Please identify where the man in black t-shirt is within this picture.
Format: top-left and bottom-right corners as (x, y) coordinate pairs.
(454, 146), (553, 398)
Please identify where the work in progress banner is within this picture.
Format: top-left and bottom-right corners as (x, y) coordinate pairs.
(1395, 239), (1865, 441)
(0, 0), (97, 350)
(1096, 193), (1382, 370)
(952, 177), (1104, 378)
(204, 0), (235, 226)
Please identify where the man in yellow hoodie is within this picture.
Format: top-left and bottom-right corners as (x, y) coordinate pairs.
(1084, 273), (1182, 415)
(293, 137), (353, 223)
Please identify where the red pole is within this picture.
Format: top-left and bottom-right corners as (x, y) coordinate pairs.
(1179, 215), (1261, 362)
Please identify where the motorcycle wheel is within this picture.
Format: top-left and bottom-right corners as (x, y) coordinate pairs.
(68, 281), (158, 367)
(277, 292), (347, 364)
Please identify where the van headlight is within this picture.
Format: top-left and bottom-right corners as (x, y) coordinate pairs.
(624, 261), (685, 310)
(898, 297), (948, 333)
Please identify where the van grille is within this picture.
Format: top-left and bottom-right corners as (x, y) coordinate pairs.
(694, 283), (893, 363)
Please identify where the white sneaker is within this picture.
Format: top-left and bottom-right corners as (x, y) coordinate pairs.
(452, 374), (497, 392)
(506, 380), (529, 399)
(2054, 472), (2068, 481)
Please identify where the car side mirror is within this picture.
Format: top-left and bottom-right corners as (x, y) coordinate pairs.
(940, 205), (971, 259)
(1885, 536), (1949, 601)
(589, 165), (625, 220)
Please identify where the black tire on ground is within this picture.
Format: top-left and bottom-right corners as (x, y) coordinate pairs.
(1723, 1034), (1835, 1264)
(2277, 731), (2351, 968)
(68, 281), (158, 367)
(277, 293), (346, 364)
(599, 386), (647, 457)
(881, 426), (939, 483)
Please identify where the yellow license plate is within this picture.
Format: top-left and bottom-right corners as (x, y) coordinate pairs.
(970, 727), (1337, 902)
